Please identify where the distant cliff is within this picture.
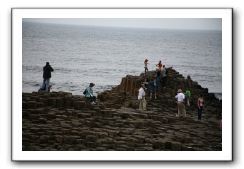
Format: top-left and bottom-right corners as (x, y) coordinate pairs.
(22, 68), (222, 151)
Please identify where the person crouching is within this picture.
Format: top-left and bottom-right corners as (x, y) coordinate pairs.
(84, 83), (96, 104)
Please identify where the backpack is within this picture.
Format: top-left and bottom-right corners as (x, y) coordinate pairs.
(83, 89), (87, 95)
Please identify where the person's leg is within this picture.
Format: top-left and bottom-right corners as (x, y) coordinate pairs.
(176, 102), (180, 117)
(86, 97), (94, 104)
(140, 99), (143, 110)
(88, 97), (93, 102)
(183, 104), (186, 117)
(92, 96), (96, 102)
(154, 88), (157, 99)
(142, 97), (147, 111)
(145, 67), (148, 75)
(178, 102), (183, 117)
(88, 97), (92, 103)
(199, 107), (203, 120)
(139, 99), (143, 110)
(45, 78), (50, 92)
(198, 107), (201, 120)
(41, 79), (46, 90)
(85, 97), (90, 103)
(156, 77), (160, 89)
(187, 98), (190, 106)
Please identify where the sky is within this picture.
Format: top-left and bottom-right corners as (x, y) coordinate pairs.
(23, 18), (222, 30)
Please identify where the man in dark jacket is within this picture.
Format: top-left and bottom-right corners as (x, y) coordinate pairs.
(41, 62), (54, 92)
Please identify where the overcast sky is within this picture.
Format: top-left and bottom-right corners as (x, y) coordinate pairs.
(24, 18), (222, 30)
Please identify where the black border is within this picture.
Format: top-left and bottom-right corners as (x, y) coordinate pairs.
(11, 8), (233, 162)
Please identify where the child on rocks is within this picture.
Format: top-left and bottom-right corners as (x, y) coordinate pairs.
(144, 59), (149, 74)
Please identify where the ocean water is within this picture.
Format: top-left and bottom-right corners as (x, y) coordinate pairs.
(22, 21), (222, 96)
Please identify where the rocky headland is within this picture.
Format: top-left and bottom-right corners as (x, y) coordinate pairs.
(22, 68), (222, 151)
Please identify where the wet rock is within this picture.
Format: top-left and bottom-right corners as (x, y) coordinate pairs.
(22, 68), (222, 151)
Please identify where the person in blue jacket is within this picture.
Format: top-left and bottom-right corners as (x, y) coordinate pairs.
(84, 83), (96, 104)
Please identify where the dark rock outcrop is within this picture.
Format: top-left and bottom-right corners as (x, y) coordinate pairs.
(22, 68), (222, 151)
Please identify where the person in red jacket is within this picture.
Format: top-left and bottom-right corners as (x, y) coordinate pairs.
(156, 60), (163, 71)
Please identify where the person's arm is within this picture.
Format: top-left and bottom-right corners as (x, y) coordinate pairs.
(50, 66), (54, 72)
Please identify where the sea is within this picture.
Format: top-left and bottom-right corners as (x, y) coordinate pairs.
(22, 21), (222, 99)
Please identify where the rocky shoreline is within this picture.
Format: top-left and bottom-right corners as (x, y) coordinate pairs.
(22, 67), (222, 151)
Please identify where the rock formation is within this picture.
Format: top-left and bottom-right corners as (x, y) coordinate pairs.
(22, 68), (222, 151)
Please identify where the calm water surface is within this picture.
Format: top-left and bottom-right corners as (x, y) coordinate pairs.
(23, 22), (222, 97)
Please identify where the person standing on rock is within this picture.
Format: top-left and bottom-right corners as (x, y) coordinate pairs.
(138, 84), (146, 111)
(162, 65), (167, 87)
(197, 94), (204, 120)
(144, 59), (149, 74)
(152, 75), (158, 99)
(147, 77), (154, 99)
(41, 62), (54, 92)
(156, 68), (161, 88)
(175, 89), (186, 117)
(156, 60), (163, 71)
(185, 89), (191, 106)
(186, 75), (193, 89)
(84, 83), (96, 104)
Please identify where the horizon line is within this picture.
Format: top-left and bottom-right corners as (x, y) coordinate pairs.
(23, 20), (222, 31)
